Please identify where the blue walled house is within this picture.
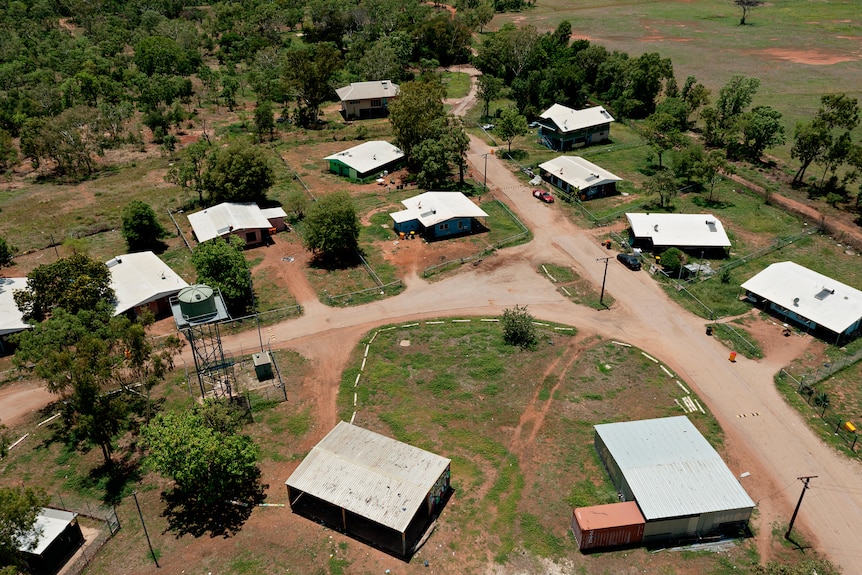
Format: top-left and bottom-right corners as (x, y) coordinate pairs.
(390, 192), (489, 240)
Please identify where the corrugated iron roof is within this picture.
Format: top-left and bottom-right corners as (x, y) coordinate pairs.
(107, 252), (188, 316)
(335, 80), (400, 101)
(17, 508), (77, 556)
(390, 191), (489, 228)
(538, 156), (622, 191)
(187, 202), (273, 243)
(626, 213), (732, 248)
(539, 104), (615, 133)
(0, 277), (31, 336)
(595, 416), (754, 521)
(286, 421), (450, 533)
(741, 261), (862, 334)
(324, 141), (404, 175)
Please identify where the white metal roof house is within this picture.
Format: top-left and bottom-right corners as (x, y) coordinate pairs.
(626, 213), (732, 252)
(741, 261), (862, 343)
(537, 104), (615, 151)
(0, 277), (31, 353)
(335, 80), (400, 120)
(188, 202), (281, 246)
(106, 252), (189, 318)
(285, 421), (451, 558)
(17, 508), (85, 575)
(538, 156), (622, 200)
(324, 141), (406, 183)
(390, 191), (489, 240)
(594, 416), (755, 544)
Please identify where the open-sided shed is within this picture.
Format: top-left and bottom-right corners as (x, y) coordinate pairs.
(286, 421), (451, 558)
(594, 416), (754, 544)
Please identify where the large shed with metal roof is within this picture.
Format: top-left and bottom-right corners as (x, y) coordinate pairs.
(594, 416), (754, 544)
(0, 277), (31, 353)
(17, 508), (85, 575)
(285, 421), (451, 558)
(741, 261), (862, 343)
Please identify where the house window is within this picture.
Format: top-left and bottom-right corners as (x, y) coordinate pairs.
(439, 223), (449, 231)
(246, 232), (256, 243)
(458, 220), (466, 230)
(371, 99), (382, 107)
(349, 100), (360, 104)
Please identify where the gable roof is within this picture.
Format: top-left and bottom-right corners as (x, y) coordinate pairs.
(595, 416), (755, 521)
(539, 104), (615, 133)
(106, 252), (189, 316)
(626, 213), (732, 248)
(538, 156), (622, 191)
(324, 141), (404, 175)
(741, 261), (862, 334)
(17, 508), (77, 556)
(187, 202), (273, 243)
(390, 191), (489, 227)
(285, 421), (451, 533)
(0, 277), (30, 337)
(335, 80), (399, 101)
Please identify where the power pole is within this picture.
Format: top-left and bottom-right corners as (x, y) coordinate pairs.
(785, 475), (817, 539)
(133, 491), (159, 568)
(597, 257), (611, 308)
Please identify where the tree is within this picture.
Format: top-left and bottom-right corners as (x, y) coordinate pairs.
(284, 189), (310, 221)
(477, 75), (504, 118)
(253, 100), (275, 142)
(388, 79), (447, 166)
(302, 191), (361, 259)
(734, 0), (764, 25)
(496, 106), (528, 152)
(143, 402), (263, 508)
(698, 149), (732, 202)
(13, 305), (180, 464)
(191, 236), (251, 313)
(0, 237), (14, 267)
(739, 105), (785, 160)
(14, 254), (113, 323)
(502, 305), (537, 350)
(658, 247), (685, 272)
(166, 139), (210, 205)
(680, 76), (710, 124)
(0, 486), (49, 570)
(791, 94), (859, 185)
(715, 75), (760, 136)
(0, 129), (17, 173)
(202, 142), (274, 205)
(121, 200), (168, 252)
(641, 112), (686, 168)
(281, 42), (343, 128)
(643, 169), (679, 208)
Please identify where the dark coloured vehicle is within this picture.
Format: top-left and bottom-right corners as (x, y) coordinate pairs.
(532, 189), (554, 203)
(616, 253), (641, 271)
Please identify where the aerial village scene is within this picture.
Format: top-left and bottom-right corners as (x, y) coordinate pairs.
(2, 1), (862, 574)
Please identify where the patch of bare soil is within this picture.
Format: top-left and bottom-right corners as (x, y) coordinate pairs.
(759, 47), (859, 65)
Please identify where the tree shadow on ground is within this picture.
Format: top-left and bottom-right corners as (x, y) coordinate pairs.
(90, 458), (143, 505)
(691, 195), (735, 210)
(309, 249), (362, 271)
(160, 474), (268, 538)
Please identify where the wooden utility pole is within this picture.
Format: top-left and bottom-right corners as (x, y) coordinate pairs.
(597, 257), (611, 308)
(785, 475), (817, 539)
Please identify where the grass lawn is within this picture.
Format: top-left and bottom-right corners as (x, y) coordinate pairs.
(440, 71), (472, 99)
(538, 263), (615, 310)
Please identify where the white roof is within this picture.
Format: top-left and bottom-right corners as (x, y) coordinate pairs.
(259, 206), (287, 220)
(17, 508), (77, 556)
(626, 213), (732, 248)
(335, 80), (400, 101)
(390, 191), (489, 227)
(106, 252), (189, 316)
(595, 416), (755, 521)
(324, 141), (405, 175)
(539, 104), (614, 133)
(538, 156), (622, 191)
(0, 277), (31, 336)
(187, 202), (273, 243)
(286, 421), (451, 533)
(741, 261), (862, 334)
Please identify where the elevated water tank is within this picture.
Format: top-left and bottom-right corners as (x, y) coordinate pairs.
(177, 284), (217, 319)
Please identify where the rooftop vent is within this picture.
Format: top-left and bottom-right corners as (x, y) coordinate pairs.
(793, 297), (800, 306)
(814, 287), (835, 300)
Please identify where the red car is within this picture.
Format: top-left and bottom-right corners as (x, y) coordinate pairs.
(532, 189), (554, 203)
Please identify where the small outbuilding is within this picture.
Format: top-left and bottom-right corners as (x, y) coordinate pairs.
(0, 277), (31, 353)
(390, 191), (489, 240)
(572, 501), (645, 551)
(324, 141), (406, 183)
(741, 261), (862, 343)
(17, 508), (85, 575)
(286, 421), (451, 558)
(594, 416), (754, 545)
(335, 80), (400, 120)
(107, 251), (189, 318)
(188, 202), (283, 246)
(537, 104), (615, 151)
(538, 156), (622, 200)
(626, 213), (731, 254)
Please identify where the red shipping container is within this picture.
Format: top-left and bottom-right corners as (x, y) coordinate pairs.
(572, 502), (645, 551)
